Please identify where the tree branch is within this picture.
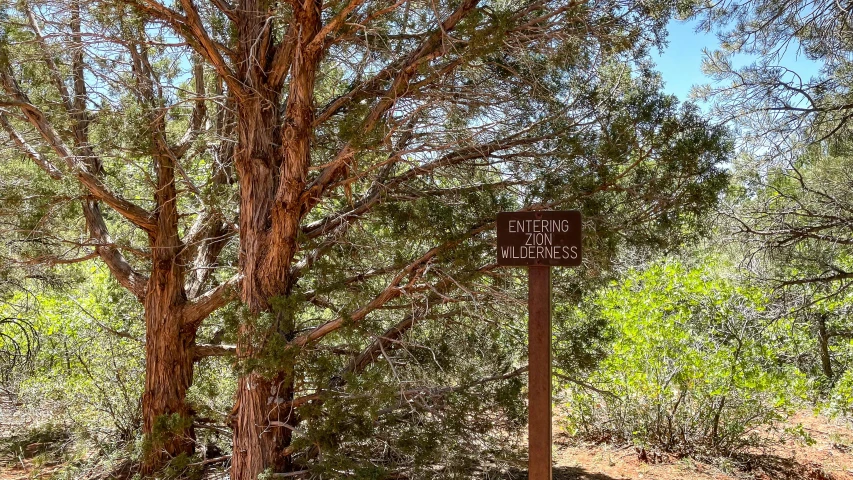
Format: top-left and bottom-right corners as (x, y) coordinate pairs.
(0, 32), (157, 234)
(0, 113), (62, 179)
(290, 220), (493, 347)
(131, 0), (245, 97)
(0, 93), (156, 232)
(174, 56), (208, 158)
(306, 0), (368, 54)
(184, 274), (243, 329)
(313, 0), (479, 126)
(193, 343), (237, 360)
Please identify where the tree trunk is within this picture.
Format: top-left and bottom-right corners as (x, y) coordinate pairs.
(233, 372), (295, 477)
(232, 150), (299, 478)
(141, 125), (194, 474)
(231, 62), (291, 480)
(816, 314), (834, 380)
(232, 102), (299, 478)
(140, 300), (195, 474)
(229, 0), (322, 476)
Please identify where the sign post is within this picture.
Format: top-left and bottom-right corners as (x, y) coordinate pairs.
(497, 211), (582, 480)
(527, 265), (552, 480)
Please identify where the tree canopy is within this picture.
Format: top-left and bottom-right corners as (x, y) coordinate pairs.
(0, 0), (738, 478)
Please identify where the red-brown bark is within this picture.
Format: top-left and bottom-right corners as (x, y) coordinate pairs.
(228, 0), (323, 475)
(122, 0), (483, 476)
(139, 123), (196, 472)
(0, 6), (243, 474)
(141, 301), (195, 474)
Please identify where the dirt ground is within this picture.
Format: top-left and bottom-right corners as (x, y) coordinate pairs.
(530, 412), (853, 480)
(3, 407), (853, 479)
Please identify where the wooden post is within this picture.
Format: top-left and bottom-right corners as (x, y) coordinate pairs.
(528, 265), (552, 480)
(496, 210), (580, 480)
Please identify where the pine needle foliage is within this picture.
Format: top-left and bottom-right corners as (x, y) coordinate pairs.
(0, 0), (732, 475)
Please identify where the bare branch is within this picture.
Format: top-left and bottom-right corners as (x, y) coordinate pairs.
(194, 343), (237, 359)
(184, 274), (243, 329)
(174, 57), (209, 158)
(0, 113), (62, 179)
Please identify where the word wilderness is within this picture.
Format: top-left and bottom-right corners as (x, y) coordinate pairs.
(496, 211), (582, 266)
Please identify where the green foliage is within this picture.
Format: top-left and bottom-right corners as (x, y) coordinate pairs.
(694, 0), (853, 420)
(723, 139), (853, 411)
(142, 416), (203, 480)
(286, 304), (530, 478)
(0, 0), (735, 476)
(829, 369), (853, 416)
(0, 422), (70, 463)
(561, 260), (805, 455)
(0, 269), (149, 478)
(157, 453), (203, 480)
(694, 0), (853, 148)
(143, 414), (194, 455)
(13, 267), (144, 441)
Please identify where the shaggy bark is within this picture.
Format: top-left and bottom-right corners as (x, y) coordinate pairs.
(0, 4), (241, 474)
(17, 0), (730, 476)
(228, 0), (323, 474)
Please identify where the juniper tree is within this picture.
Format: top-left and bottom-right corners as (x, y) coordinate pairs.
(0, 0), (732, 477)
(0, 2), (240, 472)
(722, 142), (853, 385)
(694, 0), (853, 146)
(694, 0), (853, 385)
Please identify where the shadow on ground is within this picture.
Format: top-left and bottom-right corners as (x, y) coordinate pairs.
(552, 467), (628, 480)
(735, 453), (832, 480)
(500, 467), (628, 480)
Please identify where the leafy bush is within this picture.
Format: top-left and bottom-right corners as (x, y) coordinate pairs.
(14, 267), (145, 443)
(560, 260), (805, 455)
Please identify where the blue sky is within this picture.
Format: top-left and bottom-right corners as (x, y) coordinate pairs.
(652, 19), (823, 104)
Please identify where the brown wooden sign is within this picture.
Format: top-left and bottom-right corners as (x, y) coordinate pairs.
(497, 210), (582, 480)
(497, 211), (582, 266)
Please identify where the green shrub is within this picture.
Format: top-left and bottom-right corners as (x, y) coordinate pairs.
(560, 260), (805, 455)
(15, 267), (144, 443)
(829, 368), (853, 415)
